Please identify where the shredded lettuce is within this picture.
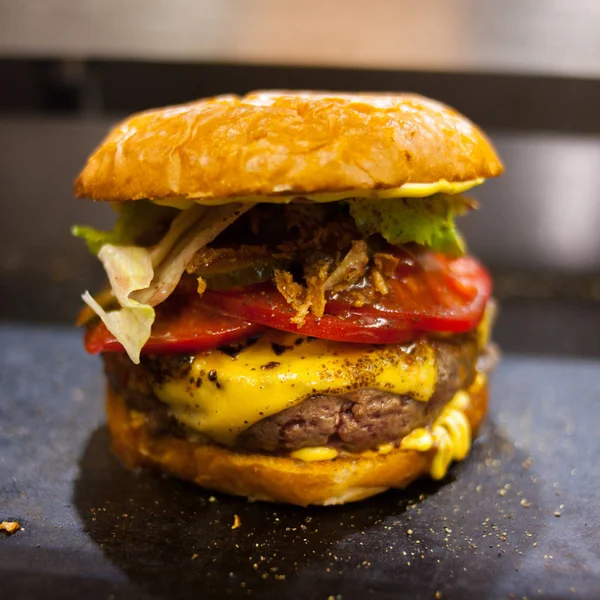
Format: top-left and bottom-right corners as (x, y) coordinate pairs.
(74, 203), (251, 363)
(348, 193), (473, 257)
(82, 245), (155, 361)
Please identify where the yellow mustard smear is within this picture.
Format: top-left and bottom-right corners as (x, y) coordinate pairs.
(399, 428), (434, 452)
(151, 179), (485, 208)
(290, 447), (339, 462)
(151, 331), (437, 446)
(401, 382), (478, 480)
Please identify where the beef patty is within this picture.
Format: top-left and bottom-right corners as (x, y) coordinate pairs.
(240, 336), (482, 452)
(104, 335), (490, 454)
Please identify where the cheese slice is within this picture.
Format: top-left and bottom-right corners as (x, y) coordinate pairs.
(151, 331), (437, 445)
(152, 179), (484, 209)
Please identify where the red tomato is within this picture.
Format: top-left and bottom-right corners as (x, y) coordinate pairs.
(201, 253), (491, 344)
(201, 287), (415, 344)
(85, 292), (264, 355)
(328, 253), (491, 332)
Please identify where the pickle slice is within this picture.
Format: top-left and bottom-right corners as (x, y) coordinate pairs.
(198, 257), (290, 289)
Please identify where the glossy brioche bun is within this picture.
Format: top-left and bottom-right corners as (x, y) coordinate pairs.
(75, 91), (503, 203)
(106, 378), (488, 506)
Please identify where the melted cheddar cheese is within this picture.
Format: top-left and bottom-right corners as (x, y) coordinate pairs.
(151, 331), (437, 445)
(152, 179), (484, 209)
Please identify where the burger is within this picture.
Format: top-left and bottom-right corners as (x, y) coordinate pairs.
(73, 91), (503, 506)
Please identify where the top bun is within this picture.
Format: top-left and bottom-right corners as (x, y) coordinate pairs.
(75, 91), (503, 203)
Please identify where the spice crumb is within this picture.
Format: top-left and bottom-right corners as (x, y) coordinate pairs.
(232, 514), (242, 529)
(0, 521), (20, 534)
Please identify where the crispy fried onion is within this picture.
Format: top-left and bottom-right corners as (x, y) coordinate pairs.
(184, 203), (404, 326)
(274, 240), (375, 326)
(369, 252), (401, 297)
(373, 252), (400, 277)
(325, 240), (370, 292)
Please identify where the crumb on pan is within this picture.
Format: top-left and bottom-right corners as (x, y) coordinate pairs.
(0, 521), (21, 535)
(232, 514), (242, 529)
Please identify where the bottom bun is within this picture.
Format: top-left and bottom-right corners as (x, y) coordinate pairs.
(106, 380), (488, 506)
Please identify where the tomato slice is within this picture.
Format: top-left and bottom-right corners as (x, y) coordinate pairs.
(328, 254), (491, 332)
(201, 252), (491, 344)
(85, 291), (264, 355)
(203, 285), (416, 344)
(85, 251), (491, 352)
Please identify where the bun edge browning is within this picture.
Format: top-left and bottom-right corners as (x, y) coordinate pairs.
(75, 91), (503, 203)
(107, 379), (488, 506)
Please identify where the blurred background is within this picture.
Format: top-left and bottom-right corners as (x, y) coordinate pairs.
(0, 0), (599, 356)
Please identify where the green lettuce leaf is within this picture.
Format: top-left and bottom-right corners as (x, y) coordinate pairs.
(71, 201), (178, 255)
(71, 224), (112, 255)
(348, 193), (472, 257)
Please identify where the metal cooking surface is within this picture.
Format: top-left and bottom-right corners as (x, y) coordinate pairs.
(1, 325), (599, 599)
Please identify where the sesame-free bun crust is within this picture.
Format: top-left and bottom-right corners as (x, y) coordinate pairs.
(106, 379), (488, 506)
(75, 91), (503, 203)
